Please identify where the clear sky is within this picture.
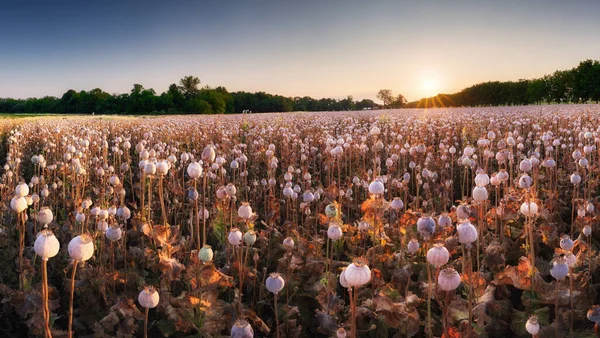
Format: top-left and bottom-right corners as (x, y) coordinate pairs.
(1, 0), (599, 102)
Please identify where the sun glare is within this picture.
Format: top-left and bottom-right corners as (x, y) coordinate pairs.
(422, 78), (438, 97)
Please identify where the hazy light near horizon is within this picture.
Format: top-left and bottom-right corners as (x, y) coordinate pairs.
(1, 0), (600, 102)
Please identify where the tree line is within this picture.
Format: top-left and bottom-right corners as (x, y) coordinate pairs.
(405, 59), (600, 108)
(0, 76), (379, 115)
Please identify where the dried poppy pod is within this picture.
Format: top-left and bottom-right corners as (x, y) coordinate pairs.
(282, 237), (295, 250)
(472, 186), (488, 201)
(438, 268), (461, 291)
(105, 225), (123, 241)
(228, 228), (243, 246)
(456, 220), (477, 244)
(15, 182), (29, 197)
(266, 272), (285, 294)
(11, 196), (28, 213)
(525, 315), (540, 336)
(34, 230), (60, 260)
(368, 180), (385, 195)
(344, 258), (371, 287)
(407, 238), (420, 254)
(231, 319), (254, 338)
(391, 197), (404, 211)
(243, 230), (257, 245)
(426, 243), (450, 268)
(417, 216), (436, 239)
(327, 223), (343, 241)
(138, 286), (160, 308)
(238, 202), (253, 220)
(156, 160), (169, 175)
(550, 256), (569, 280)
(520, 201), (539, 217)
(68, 234), (94, 262)
(559, 234), (574, 251)
(37, 207), (54, 226)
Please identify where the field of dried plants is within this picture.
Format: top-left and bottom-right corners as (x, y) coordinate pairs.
(2, 105), (600, 338)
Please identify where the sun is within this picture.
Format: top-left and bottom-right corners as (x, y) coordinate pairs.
(422, 78), (439, 97)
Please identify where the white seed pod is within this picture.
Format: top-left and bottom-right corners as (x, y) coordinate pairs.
(37, 207), (54, 225)
(109, 175), (121, 186)
(75, 212), (86, 223)
(156, 160), (169, 175)
(238, 203), (253, 220)
(391, 198), (404, 211)
(565, 252), (577, 267)
(587, 203), (595, 214)
(474, 173), (490, 187)
(265, 272), (285, 294)
(15, 182), (29, 197)
(472, 186), (488, 201)
(583, 225), (592, 237)
(518, 174), (533, 189)
(225, 183), (237, 197)
(327, 223), (343, 241)
(105, 226), (122, 241)
(339, 269), (349, 288)
(426, 243), (450, 267)
(407, 238), (420, 254)
(525, 315), (540, 335)
(519, 159), (532, 172)
(520, 201), (539, 217)
(68, 234), (95, 262)
(456, 205), (470, 220)
(231, 319), (254, 338)
(368, 181), (385, 195)
(438, 214), (452, 228)
(344, 258), (371, 287)
(570, 173), (581, 185)
(199, 245), (214, 263)
(187, 161), (203, 179)
(560, 235), (574, 251)
(98, 209), (109, 220)
(117, 206), (131, 220)
(336, 327), (347, 338)
(550, 256), (569, 280)
(138, 286), (160, 308)
(34, 230), (60, 260)
(417, 216), (436, 239)
(283, 237), (295, 250)
(438, 268), (461, 291)
(144, 162), (156, 175)
(11, 196), (28, 213)
(228, 228), (243, 246)
(202, 146), (216, 163)
(457, 221), (478, 245)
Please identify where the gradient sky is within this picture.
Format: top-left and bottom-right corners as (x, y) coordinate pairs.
(1, 0), (600, 102)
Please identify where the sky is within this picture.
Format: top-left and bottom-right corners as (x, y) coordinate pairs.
(1, 0), (600, 102)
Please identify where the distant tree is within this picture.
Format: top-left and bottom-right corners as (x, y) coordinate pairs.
(179, 76), (201, 99)
(376, 89), (394, 108)
(389, 94), (407, 108)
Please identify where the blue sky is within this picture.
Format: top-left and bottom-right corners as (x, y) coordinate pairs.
(1, 0), (599, 101)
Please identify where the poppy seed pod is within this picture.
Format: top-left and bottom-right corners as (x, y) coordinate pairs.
(117, 206), (131, 220)
(438, 268), (461, 291)
(525, 315), (540, 335)
(391, 198), (404, 211)
(238, 202), (253, 220)
(520, 201), (539, 217)
(228, 228), (243, 246)
(327, 223), (343, 241)
(187, 161), (202, 179)
(138, 286), (160, 308)
(231, 319), (254, 338)
(202, 146), (216, 163)
(519, 159), (532, 172)
(109, 175), (120, 186)
(474, 173), (490, 187)
(472, 186), (488, 201)
(144, 162), (156, 175)
(325, 203), (338, 218)
(105, 226), (122, 241)
(97, 220), (108, 232)
(550, 256), (569, 280)
(339, 269), (349, 288)
(417, 216), (436, 239)
(438, 214), (452, 228)
(427, 243), (450, 267)
(518, 174), (533, 189)
(368, 181), (385, 195)
(199, 245), (214, 263)
(565, 252), (577, 267)
(407, 238), (420, 254)
(37, 207), (54, 225)
(225, 183), (237, 197)
(283, 237), (295, 250)
(243, 230), (257, 245)
(11, 196), (28, 213)
(457, 221), (478, 245)
(345, 258), (371, 287)
(560, 235), (574, 251)
(584, 225), (592, 237)
(266, 272), (285, 294)
(34, 230), (60, 260)
(68, 234), (94, 262)
(156, 160), (169, 175)
(15, 182), (29, 197)
(75, 212), (86, 223)
(283, 186), (293, 197)
(456, 205), (470, 220)
(337, 327), (347, 338)
(570, 173), (581, 185)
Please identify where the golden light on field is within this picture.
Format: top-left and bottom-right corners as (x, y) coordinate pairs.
(421, 77), (439, 98)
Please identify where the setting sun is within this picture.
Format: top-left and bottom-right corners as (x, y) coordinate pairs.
(421, 78), (439, 97)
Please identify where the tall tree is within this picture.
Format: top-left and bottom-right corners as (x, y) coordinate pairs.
(376, 89), (394, 108)
(179, 76), (201, 99)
